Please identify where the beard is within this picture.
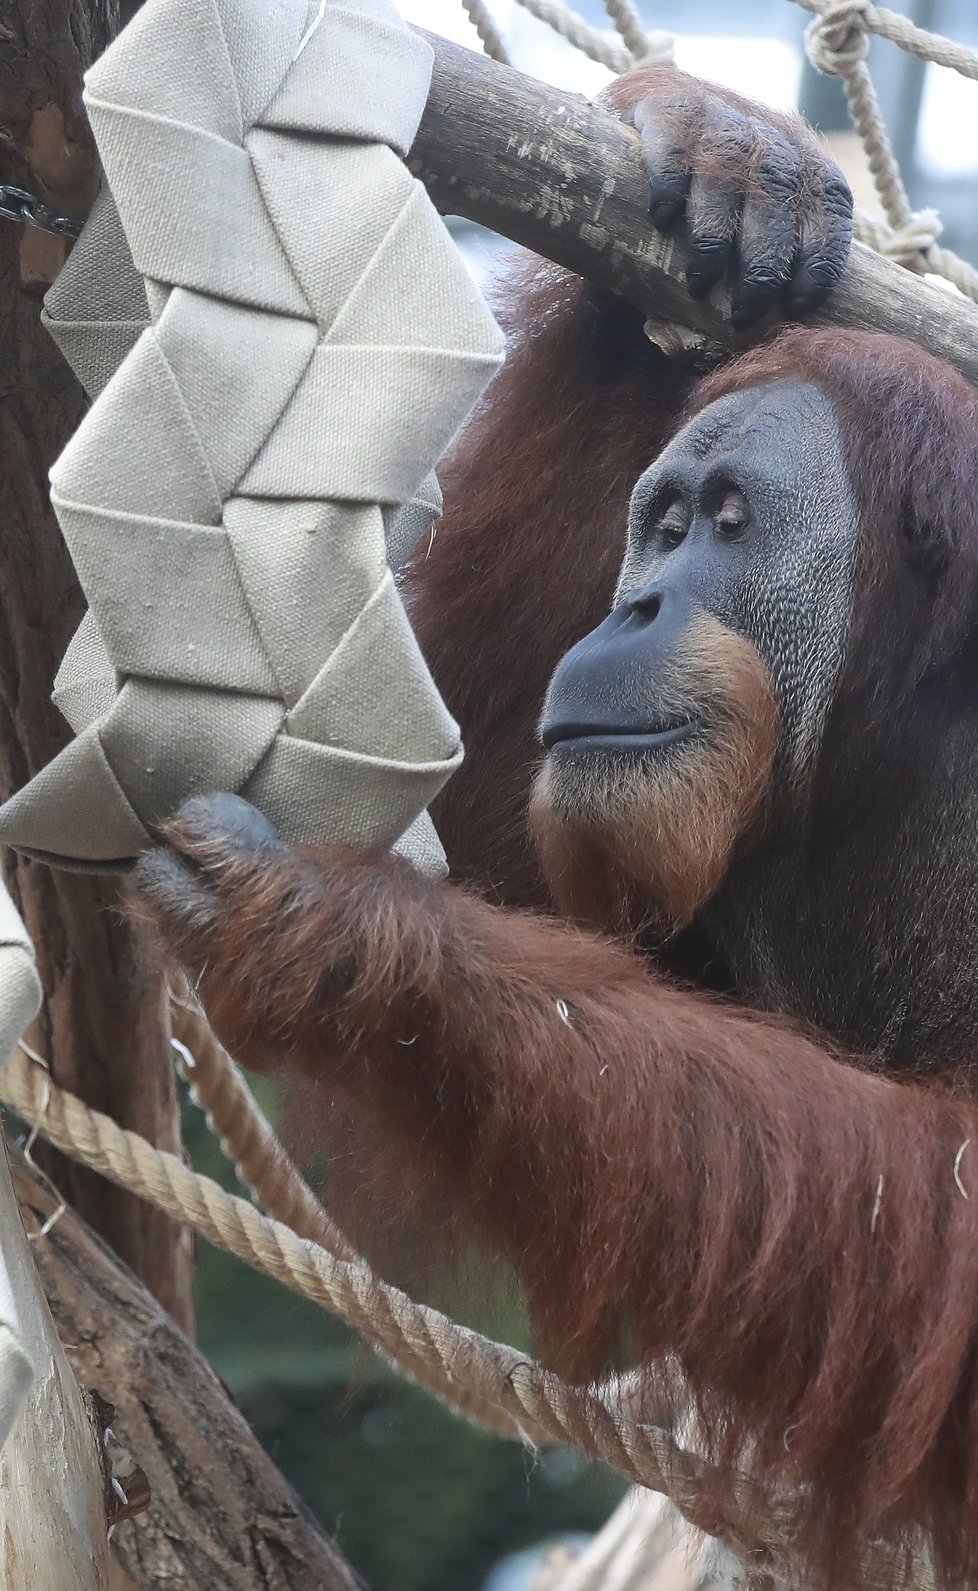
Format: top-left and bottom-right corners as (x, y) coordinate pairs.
(530, 618), (780, 939)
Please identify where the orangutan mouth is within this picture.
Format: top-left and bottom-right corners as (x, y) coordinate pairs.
(541, 718), (696, 754)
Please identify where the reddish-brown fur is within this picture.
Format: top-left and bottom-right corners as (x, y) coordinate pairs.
(146, 811), (978, 1589)
(406, 262), (700, 905)
(142, 314), (978, 1581)
(530, 616), (781, 936)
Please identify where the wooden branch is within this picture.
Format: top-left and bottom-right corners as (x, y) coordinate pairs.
(10, 1144), (363, 1591)
(0, 0), (193, 1331)
(410, 33), (978, 390)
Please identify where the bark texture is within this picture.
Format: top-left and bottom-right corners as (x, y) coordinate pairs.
(13, 1145), (364, 1591)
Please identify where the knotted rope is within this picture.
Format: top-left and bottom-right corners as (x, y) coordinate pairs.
(802, 0), (978, 301)
(805, 0), (912, 235)
(791, 0), (978, 81)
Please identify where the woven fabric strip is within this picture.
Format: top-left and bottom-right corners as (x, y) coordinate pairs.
(0, 0), (502, 873)
(0, 885), (42, 1449)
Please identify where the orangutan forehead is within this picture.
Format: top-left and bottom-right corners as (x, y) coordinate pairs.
(660, 379), (844, 480)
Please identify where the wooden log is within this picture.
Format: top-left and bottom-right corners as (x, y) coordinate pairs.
(10, 1144), (363, 1591)
(410, 33), (978, 389)
(0, 0), (193, 1331)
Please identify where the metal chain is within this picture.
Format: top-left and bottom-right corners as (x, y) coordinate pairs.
(0, 183), (83, 238)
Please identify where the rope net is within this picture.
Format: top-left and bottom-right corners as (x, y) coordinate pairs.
(460, 0), (978, 302)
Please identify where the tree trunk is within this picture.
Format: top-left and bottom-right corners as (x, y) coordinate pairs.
(12, 1145), (364, 1591)
(0, 0), (193, 1330)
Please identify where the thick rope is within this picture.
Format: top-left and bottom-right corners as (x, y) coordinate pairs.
(510, 0), (632, 73)
(806, 1), (913, 235)
(478, 0), (978, 83)
(500, 0), (673, 73)
(0, 1041), (776, 1563)
(803, 1), (978, 301)
(790, 0), (978, 81)
(459, 0), (511, 65)
(167, 994), (551, 1443)
(600, 0), (649, 63)
(168, 991), (352, 1256)
(0, 1043), (938, 1588)
(460, 0), (668, 73)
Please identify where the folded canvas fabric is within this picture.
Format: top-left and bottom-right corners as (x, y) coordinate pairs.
(0, 882), (42, 1450)
(0, 0), (502, 876)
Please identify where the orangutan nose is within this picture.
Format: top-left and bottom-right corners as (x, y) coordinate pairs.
(622, 586), (664, 625)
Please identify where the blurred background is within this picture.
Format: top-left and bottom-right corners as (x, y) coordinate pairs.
(192, 5), (978, 1588)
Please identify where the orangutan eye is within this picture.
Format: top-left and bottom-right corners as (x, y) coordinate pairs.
(714, 488), (750, 538)
(655, 500), (689, 550)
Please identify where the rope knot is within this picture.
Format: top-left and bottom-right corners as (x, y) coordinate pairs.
(806, 0), (871, 76)
(632, 30), (676, 69)
(880, 207), (943, 268)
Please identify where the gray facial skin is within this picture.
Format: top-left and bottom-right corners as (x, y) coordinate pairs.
(609, 380), (928, 1060)
(541, 376), (978, 1068)
(619, 380), (860, 785)
(608, 378), (978, 1070)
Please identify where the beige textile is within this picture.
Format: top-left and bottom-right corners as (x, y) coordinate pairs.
(0, 0), (502, 873)
(533, 1490), (743, 1591)
(0, 888), (43, 1450)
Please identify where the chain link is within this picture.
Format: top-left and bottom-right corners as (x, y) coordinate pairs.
(0, 183), (83, 238)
